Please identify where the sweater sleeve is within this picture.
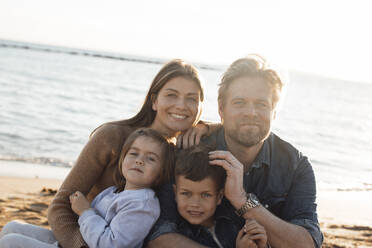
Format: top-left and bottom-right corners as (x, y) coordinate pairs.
(78, 192), (160, 248)
(47, 124), (121, 248)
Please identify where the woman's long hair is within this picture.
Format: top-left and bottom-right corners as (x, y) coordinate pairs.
(92, 59), (204, 137)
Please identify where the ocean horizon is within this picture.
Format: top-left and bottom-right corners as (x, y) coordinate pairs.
(1, 39), (371, 192)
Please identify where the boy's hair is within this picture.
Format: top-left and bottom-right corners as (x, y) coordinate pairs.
(174, 145), (226, 191)
(113, 128), (175, 192)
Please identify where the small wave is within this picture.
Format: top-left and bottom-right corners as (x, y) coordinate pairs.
(0, 155), (73, 168)
(336, 187), (372, 192)
(0, 132), (23, 139)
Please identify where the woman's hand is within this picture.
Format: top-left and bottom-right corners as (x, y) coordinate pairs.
(209, 150), (246, 210)
(176, 122), (209, 148)
(69, 191), (90, 216)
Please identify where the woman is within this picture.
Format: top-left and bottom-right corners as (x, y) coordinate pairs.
(47, 59), (207, 248)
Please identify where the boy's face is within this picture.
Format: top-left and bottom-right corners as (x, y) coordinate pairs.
(173, 175), (223, 228)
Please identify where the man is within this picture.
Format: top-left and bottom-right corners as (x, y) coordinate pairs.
(146, 55), (323, 248)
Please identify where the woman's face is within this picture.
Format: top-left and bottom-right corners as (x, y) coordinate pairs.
(151, 76), (202, 137)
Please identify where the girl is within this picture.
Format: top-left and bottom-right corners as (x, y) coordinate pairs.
(0, 128), (175, 248)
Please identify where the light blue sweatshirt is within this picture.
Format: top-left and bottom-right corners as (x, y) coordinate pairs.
(78, 186), (160, 248)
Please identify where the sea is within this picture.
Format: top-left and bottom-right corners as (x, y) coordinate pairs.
(1, 40), (371, 192)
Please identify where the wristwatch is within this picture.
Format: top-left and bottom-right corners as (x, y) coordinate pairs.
(235, 193), (260, 217)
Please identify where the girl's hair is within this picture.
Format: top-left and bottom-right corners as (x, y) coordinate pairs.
(113, 128), (175, 192)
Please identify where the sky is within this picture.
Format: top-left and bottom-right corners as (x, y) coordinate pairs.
(1, 0), (371, 83)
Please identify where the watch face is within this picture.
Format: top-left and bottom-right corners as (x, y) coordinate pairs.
(249, 193), (260, 205)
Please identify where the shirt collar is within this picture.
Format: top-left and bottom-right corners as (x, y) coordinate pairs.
(215, 127), (228, 150)
(253, 136), (271, 168)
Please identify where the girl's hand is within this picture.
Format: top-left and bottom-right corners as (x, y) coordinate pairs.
(176, 122), (209, 148)
(243, 219), (268, 248)
(209, 150), (246, 209)
(69, 191), (90, 216)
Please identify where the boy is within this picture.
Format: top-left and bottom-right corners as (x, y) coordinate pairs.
(172, 145), (268, 248)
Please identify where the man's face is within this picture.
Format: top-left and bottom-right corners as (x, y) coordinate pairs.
(173, 175), (223, 228)
(219, 76), (276, 147)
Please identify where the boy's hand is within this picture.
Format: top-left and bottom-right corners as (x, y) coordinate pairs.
(243, 219), (268, 248)
(69, 191), (90, 216)
(236, 228), (258, 248)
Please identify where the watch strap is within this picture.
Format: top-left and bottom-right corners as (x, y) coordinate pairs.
(235, 193), (260, 217)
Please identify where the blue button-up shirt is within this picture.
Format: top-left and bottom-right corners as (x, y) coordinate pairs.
(147, 127), (323, 248)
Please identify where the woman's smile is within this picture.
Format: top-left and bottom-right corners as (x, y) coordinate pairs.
(169, 112), (188, 120)
(151, 76), (201, 137)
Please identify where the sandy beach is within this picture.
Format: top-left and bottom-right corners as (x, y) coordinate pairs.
(0, 176), (371, 248)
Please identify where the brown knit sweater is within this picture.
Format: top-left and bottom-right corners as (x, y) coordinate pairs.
(47, 123), (135, 248)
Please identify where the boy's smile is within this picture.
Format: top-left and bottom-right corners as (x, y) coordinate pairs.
(173, 175), (223, 228)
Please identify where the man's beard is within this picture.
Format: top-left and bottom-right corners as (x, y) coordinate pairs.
(225, 121), (270, 147)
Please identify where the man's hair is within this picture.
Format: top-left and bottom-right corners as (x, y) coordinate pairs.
(218, 54), (284, 109)
(174, 145), (226, 191)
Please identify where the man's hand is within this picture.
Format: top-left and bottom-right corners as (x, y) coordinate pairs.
(209, 150), (246, 209)
(176, 123), (209, 148)
(69, 191), (90, 216)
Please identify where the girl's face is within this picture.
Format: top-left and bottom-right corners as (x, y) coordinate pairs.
(151, 76), (202, 137)
(122, 136), (163, 190)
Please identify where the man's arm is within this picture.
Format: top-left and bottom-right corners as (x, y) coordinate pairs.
(209, 151), (320, 248)
(238, 156), (320, 248)
(242, 205), (315, 248)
